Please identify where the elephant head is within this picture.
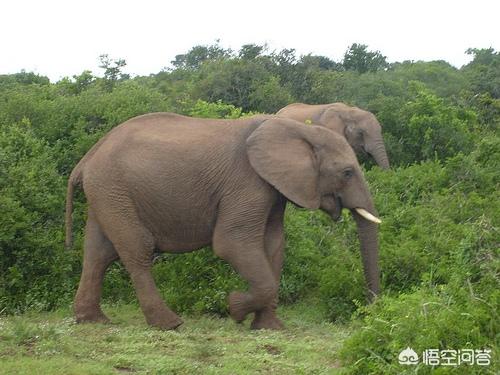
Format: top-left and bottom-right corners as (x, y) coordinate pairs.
(247, 119), (381, 300)
(277, 103), (390, 170)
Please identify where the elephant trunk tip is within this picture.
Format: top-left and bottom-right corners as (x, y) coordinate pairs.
(369, 143), (390, 170)
(367, 288), (379, 303)
(375, 156), (390, 170)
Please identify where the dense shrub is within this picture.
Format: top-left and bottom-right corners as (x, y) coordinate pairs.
(338, 142), (499, 373)
(188, 99), (244, 119)
(340, 286), (498, 374)
(374, 83), (477, 166)
(0, 122), (75, 312)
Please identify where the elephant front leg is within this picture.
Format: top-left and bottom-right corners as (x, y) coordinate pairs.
(251, 205), (285, 330)
(223, 247), (278, 324)
(213, 229), (278, 324)
(250, 248), (284, 330)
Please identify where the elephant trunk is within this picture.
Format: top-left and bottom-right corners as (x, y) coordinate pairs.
(352, 209), (380, 302)
(369, 139), (390, 170)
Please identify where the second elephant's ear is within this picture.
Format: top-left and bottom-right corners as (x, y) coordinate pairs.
(246, 118), (320, 209)
(321, 107), (357, 144)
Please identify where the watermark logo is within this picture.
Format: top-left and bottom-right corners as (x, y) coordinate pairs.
(398, 348), (492, 367)
(398, 347), (419, 365)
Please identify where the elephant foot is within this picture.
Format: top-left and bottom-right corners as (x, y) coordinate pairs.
(146, 313), (183, 330)
(251, 312), (284, 330)
(228, 291), (251, 323)
(75, 307), (110, 324)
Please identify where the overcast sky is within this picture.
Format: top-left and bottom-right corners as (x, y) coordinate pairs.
(1, 0), (498, 81)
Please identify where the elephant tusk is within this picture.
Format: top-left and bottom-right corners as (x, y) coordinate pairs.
(355, 208), (382, 224)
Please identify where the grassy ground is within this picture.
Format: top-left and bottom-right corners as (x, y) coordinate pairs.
(0, 302), (349, 374)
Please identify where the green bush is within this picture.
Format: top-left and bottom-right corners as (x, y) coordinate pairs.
(377, 83), (477, 166)
(338, 139), (499, 373)
(282, 206), (337, 304)
(188, 99), (243, 119)
(153, 250), (244, 315)
(0, 122), (75, 312)
(340, 286), (498, 374)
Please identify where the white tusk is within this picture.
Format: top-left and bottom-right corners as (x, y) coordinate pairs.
(355, 208), (382, 224)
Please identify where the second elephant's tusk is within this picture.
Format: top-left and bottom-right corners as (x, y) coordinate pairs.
(355, 208), (382, 224)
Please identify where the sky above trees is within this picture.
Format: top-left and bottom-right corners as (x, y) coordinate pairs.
(1, 0), (499, 81)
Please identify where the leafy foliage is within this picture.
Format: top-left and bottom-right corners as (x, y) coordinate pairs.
(463, 48), (500, 98)
(379, 82), (477, 165)
(171, 42), (232, 70)
(98, 54), (130, 91)
(0, 122), (72, 311)
(188, 99), (244, 119)
(342, 43), (389, 73)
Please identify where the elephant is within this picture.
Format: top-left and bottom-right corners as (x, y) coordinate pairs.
(65, 113), (381, 330)
(277, 102), (390, 169)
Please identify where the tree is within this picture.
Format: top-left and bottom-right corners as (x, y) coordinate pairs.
(272, 48), (297, 67)
(465, 47), (499, 66)
(0, 71), (50, 87)
(62, 70), (95, 95)
(249, 76), (293, 113)
(462, 47), (500, 98)
(386, 82), (476, 164)
(193, 59), (273, 111)
(342, 43), (389, 73)
(98, 55), (129, 91)
(171, 42), (232, 70)
(238, 44), (266, 60)
(298, 54), (340, 71)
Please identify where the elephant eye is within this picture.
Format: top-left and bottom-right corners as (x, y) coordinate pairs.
(343, 168), (354, 179)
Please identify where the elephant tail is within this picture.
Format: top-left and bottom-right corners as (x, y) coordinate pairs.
(64, 128), (118, 249)
(65, 164), (84, 249)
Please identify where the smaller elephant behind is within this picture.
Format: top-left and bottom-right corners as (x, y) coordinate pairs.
(277, 103), (390, 169)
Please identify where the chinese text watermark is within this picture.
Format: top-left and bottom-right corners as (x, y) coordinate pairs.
(398, 347), (491, 366)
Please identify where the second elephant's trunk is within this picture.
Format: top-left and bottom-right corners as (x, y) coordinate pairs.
(369, 139), (390, 170)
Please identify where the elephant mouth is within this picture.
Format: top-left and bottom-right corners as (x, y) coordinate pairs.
(335, 196), (381, 224)
(330, 196), (343, 221)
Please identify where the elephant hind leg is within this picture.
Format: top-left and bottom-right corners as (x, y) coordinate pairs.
(74, 209), (118, 323)
(97, 206), (183, 330)
(123, 259), (183, 330)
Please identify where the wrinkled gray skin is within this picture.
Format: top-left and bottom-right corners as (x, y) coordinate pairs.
(66, 113), (380, 330)
(277, 103), (390, 169)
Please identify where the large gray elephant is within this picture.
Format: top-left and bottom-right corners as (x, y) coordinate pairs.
(277, 103), (390, 169)
(65, 113), (381, 330)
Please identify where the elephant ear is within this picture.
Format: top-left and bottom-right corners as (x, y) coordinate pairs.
(319, 107), (346, 134)
(343, 121), (359, 143)
(246, 118), (320, 209)
(321, 106), (358, 143)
